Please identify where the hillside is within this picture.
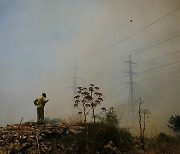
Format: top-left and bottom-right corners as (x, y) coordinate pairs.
(0, 122), (84, 153)
(0, 122), (179, 154)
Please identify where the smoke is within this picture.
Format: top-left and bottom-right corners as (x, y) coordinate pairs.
(0, 0), (180, 136)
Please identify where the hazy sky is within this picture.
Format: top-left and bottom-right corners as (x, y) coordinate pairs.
(0, 0), (180, 135)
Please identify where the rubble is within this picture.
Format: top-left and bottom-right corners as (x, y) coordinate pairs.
(0, 122), (84, 153)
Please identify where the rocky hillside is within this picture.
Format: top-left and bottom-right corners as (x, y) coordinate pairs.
(0, 122), (84, 153)
(1, 122), (179, 154)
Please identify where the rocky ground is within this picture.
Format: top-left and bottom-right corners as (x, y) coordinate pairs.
(0, 122), (84, 153)
(0, 122), (179, 154)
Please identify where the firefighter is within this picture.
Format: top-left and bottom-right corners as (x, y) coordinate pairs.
(34, 93), (49, 124)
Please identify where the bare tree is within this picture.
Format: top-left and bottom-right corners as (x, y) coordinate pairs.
(73, 86), (92, 123)
(88, 84), (105, 123)
(73, 84), (105, 123)
(138, 98), (150, 149)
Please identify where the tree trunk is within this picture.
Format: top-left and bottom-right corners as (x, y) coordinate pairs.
(84, 106), (86, 123)
(93, 108), (95, 123)
(138, 99), (142, 138)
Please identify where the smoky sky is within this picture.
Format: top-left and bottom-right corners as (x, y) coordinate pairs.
(0, 0), (180, 135)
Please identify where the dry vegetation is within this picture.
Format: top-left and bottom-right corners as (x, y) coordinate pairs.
(0, 112), (179, 153)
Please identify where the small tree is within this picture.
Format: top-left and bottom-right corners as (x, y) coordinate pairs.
(105, 107), (119, 127)
(168, 115), (180, 134)
(74, 87), (92, 123)
(73, 84), (105, 123)
(138, 98), (150, 148)
(88, 84), (105, 123)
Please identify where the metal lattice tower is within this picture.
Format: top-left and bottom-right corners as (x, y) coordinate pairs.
(124, 55), (137, 127)
(68, 60), (83, 96)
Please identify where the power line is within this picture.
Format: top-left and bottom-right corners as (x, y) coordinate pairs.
(138, 59), (180, 74)
(138, 50), (180, 66)
(131, 36), (180, 58)
(87, 7), (180, 60)
(138, 53), (180, 69)
(82, 0), (164, 64)
(87, 49), (180, 88)
(104, 66), (128, 82)
(138, 80), (180, 88)
(137, 65), (180, 80)
(136, 70), (180, 82)
(139, 80), (180, 87)
(105, 0), (164, 40)
(91, 31), (180, 71)
(87, 50), (180, 90)
(135, 64), (180, 81)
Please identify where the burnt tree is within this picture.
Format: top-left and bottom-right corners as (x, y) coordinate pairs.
(138, 98), (150, 149)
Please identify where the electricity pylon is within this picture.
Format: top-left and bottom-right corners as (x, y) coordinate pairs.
(68, 60), (83, 96)
(124, 55), (137, 127)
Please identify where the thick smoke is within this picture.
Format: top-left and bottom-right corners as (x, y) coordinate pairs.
(0, 0), (180, 136)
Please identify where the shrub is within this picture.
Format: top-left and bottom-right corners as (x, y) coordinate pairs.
(105, 107), (119, 128)
(157, 132), (171, 142)
(74, 123), (134, 153)
(168, 115), (180, 134)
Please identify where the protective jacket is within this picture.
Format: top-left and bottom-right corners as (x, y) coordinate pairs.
(34, 96), (47, 108)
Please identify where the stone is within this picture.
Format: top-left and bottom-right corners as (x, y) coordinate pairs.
(0, 122), (84, 153)
(19, 136), (27, 143)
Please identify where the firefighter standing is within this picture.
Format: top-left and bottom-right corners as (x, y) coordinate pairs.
(34, 93), (49, 123)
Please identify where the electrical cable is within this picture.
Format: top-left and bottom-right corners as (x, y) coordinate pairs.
(87, 7), (180, 60)
(138, 50), (180, 66)
(92, 31), (180, 70)
(104, 0), (164, 40)
(138, 60), (180, 73)
(136, 70), (180, 82)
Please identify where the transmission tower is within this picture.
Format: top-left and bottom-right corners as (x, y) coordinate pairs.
(124, 55), (137, 127)
(68, 60), (83, 96)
